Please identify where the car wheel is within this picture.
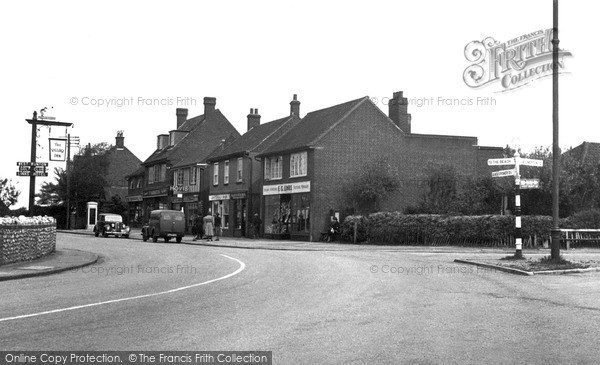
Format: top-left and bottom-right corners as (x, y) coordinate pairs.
(152, 231), (158, 243)
(102, 230), (108, 238)
(164, 237), (171, 243)
(94, 230), (99, 237)
(142, 232), (148, 242)
(123, 234), (129, 239)
(176, 236), (182, 243)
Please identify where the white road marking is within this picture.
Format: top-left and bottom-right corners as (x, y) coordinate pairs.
(0, 254), (245, 322)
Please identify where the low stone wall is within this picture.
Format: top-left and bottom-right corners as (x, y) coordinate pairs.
(0, 216), (56, 265)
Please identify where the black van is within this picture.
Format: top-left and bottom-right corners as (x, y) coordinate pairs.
(142, 210), (185, 243)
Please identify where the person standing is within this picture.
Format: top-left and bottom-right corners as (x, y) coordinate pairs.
(203, 210), (215, 241)
(251, 213), (262, 239)
(214, 212), (222, 241)
(192, 214), (203, 241)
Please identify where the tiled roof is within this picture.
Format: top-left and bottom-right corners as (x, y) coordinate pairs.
(207, 115), (300, 161)
(260, 97), (368, 155)
(105, 146), (142, 187)
(564, 142), (600, 164)
(125, 165), (145, 178)
(141, 110), (241, 168)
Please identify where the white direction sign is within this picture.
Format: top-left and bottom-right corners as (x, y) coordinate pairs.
(492, 169), (517, 178)
(487, 158), (515, 166)
(520, 178), (540, 189)
(517, 158), (543, 167)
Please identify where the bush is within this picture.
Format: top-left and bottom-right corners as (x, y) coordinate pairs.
(340, 212), (555, 247)
(564, 209), (600, 229)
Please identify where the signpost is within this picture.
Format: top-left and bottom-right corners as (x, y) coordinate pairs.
(489, 153), (543, 258)
(16, 162), (49, 177)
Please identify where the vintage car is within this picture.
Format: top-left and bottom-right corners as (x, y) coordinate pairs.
(94, 213), (130, 238)
(142, 209), (185, 243)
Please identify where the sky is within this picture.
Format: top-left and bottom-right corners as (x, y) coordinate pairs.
(1, 0), (596, 210)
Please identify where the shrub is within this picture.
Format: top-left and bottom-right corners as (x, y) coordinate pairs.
(564, 209), (600, 229)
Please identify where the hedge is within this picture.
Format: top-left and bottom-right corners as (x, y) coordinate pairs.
(341, 213), (558, 247)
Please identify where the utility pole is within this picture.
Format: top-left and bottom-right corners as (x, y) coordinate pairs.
(550, 0), (561, 260)
(65, 134), (71, 229)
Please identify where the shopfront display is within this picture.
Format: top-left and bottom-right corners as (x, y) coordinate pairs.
(263, 181), (311, 239)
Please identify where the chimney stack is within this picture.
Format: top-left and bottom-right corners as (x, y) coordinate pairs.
(290, 94), (300, 116)
(204, 97), (216, 119)
(247, 108), (261, 131)
(388, 91), (411, 133)
(176, 108), (188, 129)
(115, 130), (124, 149)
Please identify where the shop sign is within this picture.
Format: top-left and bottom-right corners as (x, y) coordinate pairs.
(125, 195), (143, 202)
(183, 194), (199, 203)
(230, 192), (247, 199)
(171, 185), (190, 193)
(263, 181), (311, 196)
(143, 187), (169, 197)
(209, 194), (230, 201)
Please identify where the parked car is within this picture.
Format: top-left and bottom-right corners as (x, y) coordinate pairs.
(142, 210), (185, 243)
(94, 213), (130, 238)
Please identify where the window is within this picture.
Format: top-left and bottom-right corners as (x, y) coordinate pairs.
(160, 164), (166, 182)
(176, 169), (184, 186)
(154, 164), (161, 183)
(224, 160), (229, 184)
(190, 166), (197, 185)
(264, 156), (283, 180)
(148, 166), (155, 184)
(290, 151), (308, 177)
(129, 179), (135, 189)
(213, 163), (219, 185)
(237, 157), (243, 182)
(137, 178), (142, 189)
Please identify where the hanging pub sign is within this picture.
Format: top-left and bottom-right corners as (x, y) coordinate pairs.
(49, 138), (67, 161)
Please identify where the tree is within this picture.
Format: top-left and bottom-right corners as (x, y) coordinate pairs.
(0, 178), (20, 214)
(343, 158), (401, 214)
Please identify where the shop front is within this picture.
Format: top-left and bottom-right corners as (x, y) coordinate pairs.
(209, 192), (248, 237)
(142, 187), (169, 222)
(262, 181), (311, 240)
(125, 194), (143, 227)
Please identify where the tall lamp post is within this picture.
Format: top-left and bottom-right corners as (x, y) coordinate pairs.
(550, 0), (561, 260)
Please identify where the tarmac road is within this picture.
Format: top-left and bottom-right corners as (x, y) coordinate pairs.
(2, 233), (600, 364)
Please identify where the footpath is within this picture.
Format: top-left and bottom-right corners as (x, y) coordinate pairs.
(2, 228), (600, 280)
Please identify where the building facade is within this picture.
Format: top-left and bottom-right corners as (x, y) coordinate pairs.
(257, 92), (504, 241)
(132, 97), (240, 231)
(207, 96), (301, 237)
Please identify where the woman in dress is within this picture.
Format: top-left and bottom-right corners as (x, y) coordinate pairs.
(203, 210), (215, 241)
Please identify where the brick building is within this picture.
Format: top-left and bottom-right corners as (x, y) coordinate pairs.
(206, 95), (301, 237)
(132, 97), (240, 230)
(256, 91), (503, 241)
(104, 131), (142, 202)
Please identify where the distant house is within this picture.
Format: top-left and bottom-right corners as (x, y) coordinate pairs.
(104, 131), (142, 202)
(134, 97), (240, 231)
(256, 92), (503, 241)
(563, 142), (600, 165)
(206, 95), (301, 237)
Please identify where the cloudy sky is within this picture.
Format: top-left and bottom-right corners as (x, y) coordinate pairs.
(1, 1), (596, 209)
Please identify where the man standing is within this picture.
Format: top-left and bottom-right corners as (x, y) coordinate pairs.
(214, 212), (222, 241)
(251, 213), (262, 239)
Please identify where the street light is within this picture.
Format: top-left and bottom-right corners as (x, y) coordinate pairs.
(550, 0), (561, 261)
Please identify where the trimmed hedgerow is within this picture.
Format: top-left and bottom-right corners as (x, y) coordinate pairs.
(341, 213), (556, 247)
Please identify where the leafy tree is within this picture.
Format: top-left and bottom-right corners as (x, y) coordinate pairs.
(344, 158), (401, 214)
(0, 178), (20, 214)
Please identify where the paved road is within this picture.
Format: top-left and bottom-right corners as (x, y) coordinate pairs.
(2, 234), (600, 364)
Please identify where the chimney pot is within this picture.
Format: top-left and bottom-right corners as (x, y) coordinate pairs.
(176, 108), (188, 129)
(115, 131), (125, 149)
(204, 97), (217, 118)
(290, 94), (301, 116)
(247, 107), (261, 131)
(388, 91), (411, 133)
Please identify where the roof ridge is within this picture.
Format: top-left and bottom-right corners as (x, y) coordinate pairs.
(308, 97), (369, 146)
(252, 115), (295, 152)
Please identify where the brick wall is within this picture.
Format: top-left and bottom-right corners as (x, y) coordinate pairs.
(0, 223), (56, 265)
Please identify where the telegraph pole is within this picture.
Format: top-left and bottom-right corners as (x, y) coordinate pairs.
(550, 0), (561, 260)
(65, 134), (71, 229)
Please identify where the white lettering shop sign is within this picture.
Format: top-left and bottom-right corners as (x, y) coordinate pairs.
(263, 181), (311, 196)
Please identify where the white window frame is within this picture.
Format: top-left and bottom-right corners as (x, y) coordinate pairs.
(265, 156), (283, 181)
(176, 169), (184, 186)
(290, 151), (308, 178)
(213, 162), (219, 186)
(237, 157), (243, 182)
(190, 166), (197, 185)
(224, 160), (229, 185)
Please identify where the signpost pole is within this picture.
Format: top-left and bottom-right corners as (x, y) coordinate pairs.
(28, 120), (37, 215)
(550, 0), (561, 261)
(514, 154), (523, 258)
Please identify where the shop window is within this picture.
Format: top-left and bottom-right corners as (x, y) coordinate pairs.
(290, 193), (310, 234)
(224, 160), (229, 184)
(290, 151), (307, 177)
